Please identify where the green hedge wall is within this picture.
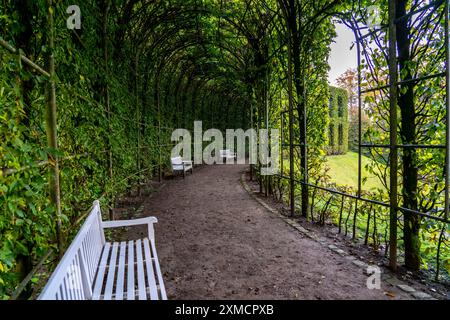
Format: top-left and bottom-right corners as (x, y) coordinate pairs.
(327, 86), (348, 155)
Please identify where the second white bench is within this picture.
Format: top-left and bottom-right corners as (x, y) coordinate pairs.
(171, 156), (193, 178)
(219, 149), (237, 161)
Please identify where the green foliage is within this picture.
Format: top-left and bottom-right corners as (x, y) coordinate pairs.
(0, 0), (178, 298)
(359, 0), (449, 274)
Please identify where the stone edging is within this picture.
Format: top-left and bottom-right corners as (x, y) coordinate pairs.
(239, 173), (438, 300)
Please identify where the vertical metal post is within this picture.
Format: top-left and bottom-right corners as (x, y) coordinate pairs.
(258, 95), (263, 194)
(211, 95), (214, 129)
(444, 0), (450, 222)
(154, 65), (163, 182)
(135, 53), (141, 188)
(287, 33), (295, 217)
(356, 39), (362, 199)
(355, 31), (362, 239)
(158, 88), (162, 182)
(103, 1), (113, 220)
(300, 70), (308, 217)
(388, 0), (399, 271)
(46, 0), (62, 255)
(250, 97), (254, 181)
(265, 64), (270, 197)
(440, 0), (450, 279)
(106, 85), (112, 177)
(103, 1), (112, 180)
(281, 94), (284, 178)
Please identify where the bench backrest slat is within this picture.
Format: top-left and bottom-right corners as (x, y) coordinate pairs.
(39, 201), (106, 300)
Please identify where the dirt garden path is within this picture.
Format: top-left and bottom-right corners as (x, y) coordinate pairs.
(129, 164), (411, 300)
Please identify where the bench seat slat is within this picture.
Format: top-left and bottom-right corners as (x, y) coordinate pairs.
(115, 242), (127, 300)
(92, 243), (111, 300)
(127, 240), (135, 300)
(104, 242), (119, 300)
(143, 238), (158, 299)
(135, 239), (147, 300)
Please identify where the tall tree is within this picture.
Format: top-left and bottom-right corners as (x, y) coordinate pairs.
(336, 68), (368, 152)
(396, 0), (420, 271)
(336, 68), (357, 115)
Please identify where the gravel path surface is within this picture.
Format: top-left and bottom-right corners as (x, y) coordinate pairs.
(129, 164), (411, 300)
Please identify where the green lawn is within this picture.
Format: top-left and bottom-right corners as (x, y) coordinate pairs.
(325, 151), (385, 191)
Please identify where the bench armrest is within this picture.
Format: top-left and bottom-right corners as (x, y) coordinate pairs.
(182, 160), (192, 164)
(102, 217), (158, 240)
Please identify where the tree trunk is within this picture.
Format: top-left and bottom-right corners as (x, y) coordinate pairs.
(396, 0), (420, 271)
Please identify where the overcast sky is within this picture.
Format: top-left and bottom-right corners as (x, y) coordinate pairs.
(328, 23), (357, 85)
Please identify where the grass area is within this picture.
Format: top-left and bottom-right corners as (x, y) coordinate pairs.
(325, 151), (385, 191)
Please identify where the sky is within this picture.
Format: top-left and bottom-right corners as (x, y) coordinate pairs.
(327, 23), (357, 85)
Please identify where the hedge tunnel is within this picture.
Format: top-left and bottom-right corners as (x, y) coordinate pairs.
(1, 0), (449, 299)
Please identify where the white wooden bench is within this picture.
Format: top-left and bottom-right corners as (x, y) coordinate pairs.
(219, 149), (237, 161)
(171, 156), (193, 178)
(38, 200), (167, 300)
